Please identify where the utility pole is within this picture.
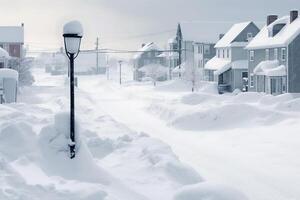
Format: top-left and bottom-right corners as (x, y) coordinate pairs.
(96, 37), (99, 74)
(177, 23), (183, 78)
(118, 60), (122, 85)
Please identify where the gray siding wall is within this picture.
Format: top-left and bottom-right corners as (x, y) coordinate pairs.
(231, 47), (247, 61)
(233, 22), (260, 43)
(288, 34), (300, 93)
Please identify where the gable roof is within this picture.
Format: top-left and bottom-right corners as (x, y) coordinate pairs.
(215, 21), (252, 48)
(246, 16), (300, 49)
(0, 26), (24, 43)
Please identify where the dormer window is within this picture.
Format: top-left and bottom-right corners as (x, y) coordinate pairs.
(272, 24), (286, 37)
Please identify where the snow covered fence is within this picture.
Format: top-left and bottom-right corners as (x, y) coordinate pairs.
(0, 68), (18, 103)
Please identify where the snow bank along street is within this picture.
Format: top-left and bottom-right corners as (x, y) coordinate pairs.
(77, 67), (300, 200)
(0, 68), (251, 200)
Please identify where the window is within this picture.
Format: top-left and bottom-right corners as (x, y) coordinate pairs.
(198, 45), (201, 54)
(204, 45), (210, 54)
(282, 76), (287, 93)
(247, 33), (253, 41)
(249, 51), (254, 61)
(265, 49), (270, 60)
(227, 49), (230, 58)
(281, 48), (286, 61)
(274, 48), (278, 60)
(222, 49), (225, 58)
(217, 49), (220, 58)
(250, 74), (254, 88)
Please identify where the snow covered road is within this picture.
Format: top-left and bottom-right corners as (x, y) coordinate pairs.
(78, 75), (300, 200)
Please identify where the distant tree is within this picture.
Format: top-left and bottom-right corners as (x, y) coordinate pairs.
(8, 57), (34, 86)
(138, 64), (168, 86)
(183, 61), (201, 92)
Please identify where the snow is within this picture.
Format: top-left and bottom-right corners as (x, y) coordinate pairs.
(0, 47), (9, 58)
(214, 60), (248, 76)
(0, 26), (24, 43)
(173, 182), (248, 200)
(254, 60), (286, 76)
(204, 56), (230, 71)
(63, 20), (83, 36)
(0, 68), (18, 80)
(215, 21), (251, 48)
(2, 62), (300, 200)
(168, 37), (177, 44)
(133, 42), (160, 59)
(247, 16), (300, 49)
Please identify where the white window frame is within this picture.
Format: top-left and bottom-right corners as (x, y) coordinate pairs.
(281, 48), (286, 61)
(249, 50), (254, 61)
(247, 33), (253, 41)
(274, 48), (278, 60)
(265, 49), (270, 60)
(250, 73), (254, 88)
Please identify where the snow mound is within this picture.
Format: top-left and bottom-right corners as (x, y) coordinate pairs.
(0, 122), (37, 161)
(173, 182), (248, 200)
(170, 103), (285, 131)
(0, 68), (18, 80)
(63, 20), (83, 36)
(181, 93), (219, 105)
(38, 112), (111, 184)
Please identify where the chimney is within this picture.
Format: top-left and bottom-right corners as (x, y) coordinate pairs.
(219, 34), (225, 40)
(267, 15), (278, 25)
(290, 10), (298, 23)
(141, 43), (146, 48)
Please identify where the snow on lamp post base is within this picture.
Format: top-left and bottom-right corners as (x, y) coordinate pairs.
(63, 20), (83, 159)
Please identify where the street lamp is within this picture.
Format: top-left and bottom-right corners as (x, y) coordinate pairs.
(63, 20), (83, 159)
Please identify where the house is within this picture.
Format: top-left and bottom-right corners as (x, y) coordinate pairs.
(0, 24), (24, 59)
(0, 47), (10, 68)
(133, 42), (166, 81)
(168, 23), (217, 79)
(204, 21), (260, 93)
(246, 11), (300, 95)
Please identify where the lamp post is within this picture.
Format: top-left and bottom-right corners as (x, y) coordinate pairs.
(63, 21), (83, 159)
(118, 60), (122, 85)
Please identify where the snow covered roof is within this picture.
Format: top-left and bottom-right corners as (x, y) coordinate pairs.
(168, 37), (177, 44)
(214, 60), (248, 75)
(133, 42), (160, 60)
(0, 47), (9, 58)
(204, 56), (231, 71)
(0, 68), (18, 80)
(247, 16), (300, 49)
(253, 60), (286, 76)
(215, 22), (252, 48)
(0, 26), (24, 43)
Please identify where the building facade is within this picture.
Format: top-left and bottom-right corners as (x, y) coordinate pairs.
(246, 11), (300, 95)
(133, 42), (166, 81)
(205, 21), (260, 93)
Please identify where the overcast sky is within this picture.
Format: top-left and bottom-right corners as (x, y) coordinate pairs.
(0, 0), (299, 55)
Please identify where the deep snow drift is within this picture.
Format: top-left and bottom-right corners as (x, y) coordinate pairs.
(0, 68), (249, 200)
